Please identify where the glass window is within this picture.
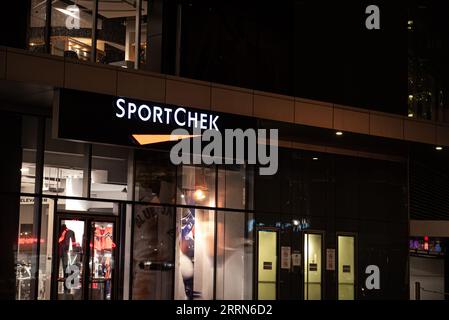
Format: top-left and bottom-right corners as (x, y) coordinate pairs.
(338, 235), (355, 300)
(38, 198), (56, 300)
(217, 165), (253, 210)
(134, 149), (176, 204)
(20, 116), (39, 194)
(91, 144), (129, 200)
(28, 0), (47, 53)
(43, 119), (86, 205)
(16, 196), (38, 300)
(174, 207), (215, 300)
(57, 199), (120, 215)
(15, 197), (56, 301)
(178, 165), (216, 208)
(139, 0), (162, 72)
(50, 1), (94, 60)
(132, 205), (175, 299)
(96, 0), (135, 66)
(216, 211), (253, 300)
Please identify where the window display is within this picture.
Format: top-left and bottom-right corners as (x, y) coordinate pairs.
(132, 205), (174, 300)
(216, 211), (253, 300)
(57, 219), (84, 300)
(174, 207), (215, 300)
(90, 221), (115, 300)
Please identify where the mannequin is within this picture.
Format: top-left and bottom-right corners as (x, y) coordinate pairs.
(58, 224), (76, 293)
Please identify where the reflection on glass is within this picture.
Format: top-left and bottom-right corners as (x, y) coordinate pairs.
(132, 205), (174, 299)
(216, 211), (253, 299)
(174, 207), (215, 300)
(338, 235), (355, 300)
(304, 233), (322, 300)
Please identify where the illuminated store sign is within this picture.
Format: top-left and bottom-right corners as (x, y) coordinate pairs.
(55, 88), (255, 148)
(114, 98), (220, 130)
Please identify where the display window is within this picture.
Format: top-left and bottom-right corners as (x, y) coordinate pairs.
(174, 207), (215, 300)
(132, 205), (175, 300)
(215, 211), (253, 300)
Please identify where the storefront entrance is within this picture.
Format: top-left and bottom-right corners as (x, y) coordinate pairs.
(51, 212), (119, 300)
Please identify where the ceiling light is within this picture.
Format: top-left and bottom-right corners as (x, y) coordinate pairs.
(336, 131), (343, 136)
(193, 189), (206, 201)
(312, 157), (318, 161)
(435, 146), (443, 151)
(408, 113), (414, 118)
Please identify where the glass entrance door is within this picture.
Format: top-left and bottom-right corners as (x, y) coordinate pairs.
(337, 235), (355, 300)
(53, 215), (117, 300)
(88, 221), (115, 300)
(304, 232), (323, 300)
(257, 229), (277, 300)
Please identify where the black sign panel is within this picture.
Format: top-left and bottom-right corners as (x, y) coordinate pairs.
(55, 88), (257, 149)
(309, 263), (318, 271)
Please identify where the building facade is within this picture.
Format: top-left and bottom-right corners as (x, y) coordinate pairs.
(1, 0), (449, 301)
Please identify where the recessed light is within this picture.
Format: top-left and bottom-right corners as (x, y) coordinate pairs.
(336, 131), (343, 136)
(435, 146), (443, 151)
(312, 157), (318, 161)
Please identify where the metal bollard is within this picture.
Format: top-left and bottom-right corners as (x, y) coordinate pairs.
(415, 281), (421, 300)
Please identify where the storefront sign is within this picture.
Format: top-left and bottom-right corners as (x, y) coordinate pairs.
(326, 248), (336, 271)
(281, 246), (291, 269)
(55, 88), (256, 148)
(114, 98), (219, 130)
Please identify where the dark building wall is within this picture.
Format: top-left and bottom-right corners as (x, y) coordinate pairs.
(0, 0), (29, 49)
(0, 113), (22, 299)
(179, 0), (407, 115)
(254, 149), (409, 299)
